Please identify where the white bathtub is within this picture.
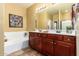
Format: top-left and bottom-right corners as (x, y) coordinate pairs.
(4, 31), (29, 55)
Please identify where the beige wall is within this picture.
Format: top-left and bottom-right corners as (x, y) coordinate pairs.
(37, 12), (48, 29)
(61, 11), (72, 21)
(3, 4), (27, 32)
(0, 3), (4, 56)
(53, 13), (59, 20)
(52, 11), (72, 21)
(27, 4), (37, 31)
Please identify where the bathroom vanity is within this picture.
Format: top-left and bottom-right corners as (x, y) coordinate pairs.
(29, 32), (76, 56)
(29, 3), (76, 56)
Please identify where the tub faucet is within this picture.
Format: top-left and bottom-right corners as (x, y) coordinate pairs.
(24, 33), (27, 37)
(5, 39), (7, 42)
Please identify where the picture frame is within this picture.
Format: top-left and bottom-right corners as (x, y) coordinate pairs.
(9, 14), (23, 28)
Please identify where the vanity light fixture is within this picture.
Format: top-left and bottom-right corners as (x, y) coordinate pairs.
(35, 4), (47, 13)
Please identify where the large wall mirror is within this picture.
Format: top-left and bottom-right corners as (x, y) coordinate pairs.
(35, 3), (74, 33)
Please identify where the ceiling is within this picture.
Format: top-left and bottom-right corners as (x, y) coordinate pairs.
(14, 3), (34, 8)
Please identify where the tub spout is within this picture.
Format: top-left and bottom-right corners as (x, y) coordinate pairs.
(5, 39), (7, 42)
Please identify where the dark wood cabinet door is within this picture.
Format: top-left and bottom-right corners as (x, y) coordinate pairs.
(35, 37), (42, 52)
(54, 41), (75, 56)
(42, 38), (54, 56)
(29, 33), (42, 53)
(29, 36), (36, 49)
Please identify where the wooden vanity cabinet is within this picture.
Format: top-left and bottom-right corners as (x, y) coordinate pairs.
(29, 32), (76, 56)
(54, 35), (76, 56)
(29, 32), (36, 49)
(29, 32), (42, 52)
(42, 34), (54, 55)
(54, 40), (75, 56)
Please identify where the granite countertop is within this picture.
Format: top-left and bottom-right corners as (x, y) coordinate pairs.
(29, 30), (76, 36)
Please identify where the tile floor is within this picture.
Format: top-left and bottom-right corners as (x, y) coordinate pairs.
(8, 48), (43, 56)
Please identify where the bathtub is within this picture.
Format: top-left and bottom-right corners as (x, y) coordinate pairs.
(4, 31), (29, 55)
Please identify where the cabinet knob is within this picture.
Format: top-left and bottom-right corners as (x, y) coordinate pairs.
(38, 34), (40, 36)
(54, 43), (56, 45)
(67, 38), (71, 41)
(51, 42), (53, 44)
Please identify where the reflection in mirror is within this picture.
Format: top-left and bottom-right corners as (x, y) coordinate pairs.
(35, 3), (74, 33)
(47, 9), (60, 32)
(59, 4), (73, 33)
(47, 20), (51, 29)
(61, 20), (73, 33)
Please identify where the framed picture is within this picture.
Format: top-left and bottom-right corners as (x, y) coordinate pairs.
(9, 14), (23, 28)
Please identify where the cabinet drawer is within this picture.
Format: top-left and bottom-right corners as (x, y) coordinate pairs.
(37, 33), (41, 37)
(42, 34), (48, 38)
(29, 32), (37, 36)
(63, 36), (76, 43)
(48, 34), (62, 41)
(56, 35), (63, 41)
(48, 34), (55, 39)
